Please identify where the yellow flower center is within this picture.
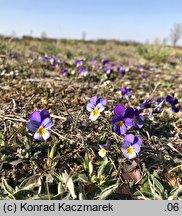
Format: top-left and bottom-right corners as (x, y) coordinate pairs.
(38, 127), (46, 136)
(118, 121), (124, 128)
(92, 108), (99, 117)
(127, 147), (134, 155)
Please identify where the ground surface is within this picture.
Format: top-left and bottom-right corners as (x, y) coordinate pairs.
(0, 39), (181, 200)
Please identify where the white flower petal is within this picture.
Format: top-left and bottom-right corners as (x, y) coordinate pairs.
(34, 131), (42, 140)
(98, 148), (107, 158)
(41, 118), (53, 129)
(34, 128), (50, 141)
(42, 130), (50, 141)
(96, 103), (105, 112)
(122, 148), (136, 159)
(89, 111), (100, 121)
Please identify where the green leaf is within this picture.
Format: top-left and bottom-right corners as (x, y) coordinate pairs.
(168, 186), (182, 200)
(148, 175), (163, 200)
(82, 152), (89, 171)
(97, 157), (110, 178)
(38, 179), (46, 195)
(78, 181), (87, 200)
(61, 172), (77, 199)
(88, 161), (93, 177)
(97, 163), (106, 178)
(103, 161), (113, 176)
(19, 174), (41, 191)
(48, 144), (57, 159)
(98, 183), (119, 200)
(78, 174), (90, 183)
(151, 175), (164, 195)
(2, 179), (15, 195)
(57, 182), (63, 194)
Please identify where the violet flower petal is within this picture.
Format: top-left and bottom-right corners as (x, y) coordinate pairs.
(114, 104), (125, 117)
(111, 115), (122, 124)
(40, 109), (50, 121)
(125, 107), (135, 118)
(27, 120), (40, 132)
(119, 124), (127, 135)
(172, 106), (179, 113)
(96, 103), (105, 112)
(113, 123), (125, 135)
(166, 95), (173, 104)
(41, 118), (54, 129)
(97, 98), (107, 106)
(86, 103), (95, 112)
(132, 144), (141, 154)
(124, 134), (135, 144)
(90, 96), (97, 106)
(124, 117), (134, 128)
(133, 136), (143, 146)
(122, 141), (131, 149)
(29, 110), (41, 123)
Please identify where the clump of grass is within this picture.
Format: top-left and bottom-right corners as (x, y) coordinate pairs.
(136, 44), (170, 64)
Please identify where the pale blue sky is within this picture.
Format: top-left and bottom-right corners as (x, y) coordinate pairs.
(0, 0), (182, 43)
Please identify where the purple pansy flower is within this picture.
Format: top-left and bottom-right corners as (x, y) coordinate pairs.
(140, 73), (147, 79)
(27, 110), (54, 141)
(132, 109), (144, 129)
(86, 96), (107, 121)
(121, 87), (132, 101)
(117, 65), (126, 76)
(139, 99), (152, 109)
(78, 67), (88, 76)
(112, 104), (134, 135)
(138, 65), (144, 71)
(54, 60), (60, 67)
(75, 59), (84, 67)
(98, 142), (110, 158)
(129, 64), (135, 70)
(60, 68), (68, 76)
(48, 56), (55, 64)
(104, 66), (111, 74)
(121, 134), (143, 159)
(154, 97), (165, 112)
(91, 58), (97, 64)
(42, 56), (48, 63)
(166, 94), (179, 113)
(102, 59), (109, 66)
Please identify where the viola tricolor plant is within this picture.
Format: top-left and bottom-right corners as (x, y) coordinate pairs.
(78, 67), (88, 76)
(117, 65), (126, 76)
(27, 109), (53, 141)
(154, 97), (165, 112)
(111, 103), (144, 159)
(121, 87), (132, 101)
(111, 104), (134, 135)
(98, 143), (110, 158)
(121, 134), (142, 159)
(132, 108), (145, 129)
(86, 96), (107, 121)
(166, 94), (179, 113)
